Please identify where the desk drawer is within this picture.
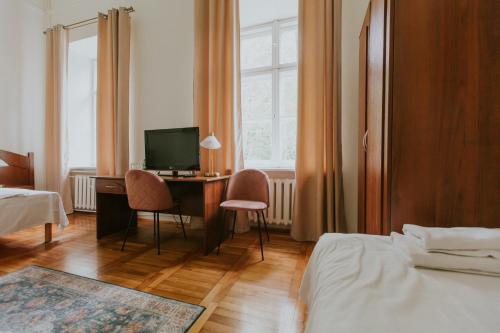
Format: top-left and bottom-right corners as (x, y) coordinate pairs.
(95, 179), (127, 195)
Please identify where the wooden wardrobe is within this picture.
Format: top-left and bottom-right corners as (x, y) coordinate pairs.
(358, 0), (500, 234)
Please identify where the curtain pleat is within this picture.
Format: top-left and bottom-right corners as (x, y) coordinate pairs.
(291, 0), (346, 241)
(96, 8), (131, 176)
(44, 25), (73, 214)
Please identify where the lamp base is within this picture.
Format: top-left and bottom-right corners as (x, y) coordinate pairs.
(204, 171), (220, 177)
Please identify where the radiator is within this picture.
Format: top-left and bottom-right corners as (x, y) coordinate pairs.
(73, 175), (96, 212)
(251, 178), (295, 226)
(71, 174), (294, 225)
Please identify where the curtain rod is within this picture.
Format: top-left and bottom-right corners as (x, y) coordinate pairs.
(43, 6), (134, 34)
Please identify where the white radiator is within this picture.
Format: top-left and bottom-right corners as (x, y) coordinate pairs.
(251, 178), (295, 226)
(73, 175), (96, 212)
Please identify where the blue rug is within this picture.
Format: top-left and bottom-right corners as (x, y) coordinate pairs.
(0, 265), (204, 332)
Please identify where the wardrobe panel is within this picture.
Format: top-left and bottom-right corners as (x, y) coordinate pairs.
(390, 0), (500, 231)
(365, 0), (386, 235)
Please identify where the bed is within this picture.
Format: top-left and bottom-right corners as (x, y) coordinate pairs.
(0, 150), (68, 242)
(301, 233), (500, 333)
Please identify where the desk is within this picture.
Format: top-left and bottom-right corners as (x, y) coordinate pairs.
(93, 175), (230, 255)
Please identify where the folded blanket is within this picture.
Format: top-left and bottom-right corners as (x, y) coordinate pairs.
(403, 224), (500, 251)
(391, 232), (500, 277)
(430, 249), (500, 259)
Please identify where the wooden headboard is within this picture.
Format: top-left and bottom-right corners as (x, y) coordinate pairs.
(0, 150), (34, 189)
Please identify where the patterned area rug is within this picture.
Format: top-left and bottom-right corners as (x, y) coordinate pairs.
(0, 265), (204, 333)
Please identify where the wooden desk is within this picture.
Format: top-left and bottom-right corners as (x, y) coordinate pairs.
(93, 175), (230, 255)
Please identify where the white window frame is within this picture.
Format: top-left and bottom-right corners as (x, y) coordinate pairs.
(241, 17), (298, 170)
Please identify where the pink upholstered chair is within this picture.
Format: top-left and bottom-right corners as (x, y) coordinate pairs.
(218, 169), (270, 260)
(122, 170), (187, 254)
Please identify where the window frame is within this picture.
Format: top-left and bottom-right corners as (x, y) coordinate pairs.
(240, 17), (298, 170)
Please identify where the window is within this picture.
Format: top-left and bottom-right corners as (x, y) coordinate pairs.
(68, 36), (97, 169)
(240, 18), (298, 169)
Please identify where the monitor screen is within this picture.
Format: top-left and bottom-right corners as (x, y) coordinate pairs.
(144, 127), (200, 171)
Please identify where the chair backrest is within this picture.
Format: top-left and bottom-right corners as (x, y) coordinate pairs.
(125, 170), (174, 211)
(226, 169), (270, 206)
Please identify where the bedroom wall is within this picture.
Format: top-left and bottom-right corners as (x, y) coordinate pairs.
(0, 0), (46, 188)
(47, 0), (195, 168)
(341, 0), (370, 232)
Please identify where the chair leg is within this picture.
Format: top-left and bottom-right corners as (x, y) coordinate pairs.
(178, 206), (187, 240)
(231, 211), (237, 239)
(257, 212), (264, 261)
(156, 212), (161, 255)
(217, 209), (228, 255)
(153, 213), (156, 240)
(261, 211), (270, 241)
(121, 210), (135, 251)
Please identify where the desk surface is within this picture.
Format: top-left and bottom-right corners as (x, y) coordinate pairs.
(93, 174), (231, 183)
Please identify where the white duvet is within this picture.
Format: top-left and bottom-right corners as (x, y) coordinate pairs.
(300, 233), (500, 333)
(0, 188), (68, 236)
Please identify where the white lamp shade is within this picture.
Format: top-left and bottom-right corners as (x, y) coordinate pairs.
(200, 134), (221, 150)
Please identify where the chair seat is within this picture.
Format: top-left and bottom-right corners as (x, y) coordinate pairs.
(220, 200), (267, 211)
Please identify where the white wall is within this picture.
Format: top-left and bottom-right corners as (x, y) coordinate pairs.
(48, 0), (195, 168)
(0, 0), (46, 188)
(341, 0), (369, 232)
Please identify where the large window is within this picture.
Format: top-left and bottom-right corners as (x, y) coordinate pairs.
(241, 18), (298, 169)
(68, 36), (97, 169)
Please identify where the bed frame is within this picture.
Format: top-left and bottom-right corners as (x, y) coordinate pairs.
(0, 150), (52, 243)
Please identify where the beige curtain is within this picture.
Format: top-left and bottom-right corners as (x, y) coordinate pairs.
(96, 8), (131, 176)
(291, 0), (345, 241)
(44, 25), (73, 214)
(194, 0), (243, 175)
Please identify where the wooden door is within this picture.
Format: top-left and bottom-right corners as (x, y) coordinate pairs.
(364, 0), (387, 235)
(358, 4), (370, 233)
(390, 0), (500, 231)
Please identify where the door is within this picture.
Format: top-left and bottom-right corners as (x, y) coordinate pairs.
(390, 0), (500, 231)
(358, 4), (370, 233)
(365, 0), (386, 235)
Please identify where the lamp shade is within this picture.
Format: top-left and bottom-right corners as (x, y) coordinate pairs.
(200, 134), (221, 150)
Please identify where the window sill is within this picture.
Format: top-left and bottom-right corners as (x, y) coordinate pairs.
(69, 168), (96, 176)
(260, 168), (295, 179)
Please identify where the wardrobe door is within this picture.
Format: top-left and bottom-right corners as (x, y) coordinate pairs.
(390, 0), (500, 231)
(364, 0), (386, 235)
(358, 4), (370, 233)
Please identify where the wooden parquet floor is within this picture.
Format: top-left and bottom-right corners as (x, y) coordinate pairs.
(0, 213), (313, 332)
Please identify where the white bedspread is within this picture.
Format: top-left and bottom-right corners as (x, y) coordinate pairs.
(300, 233), (500, 333)
(0, 188), (68, 236)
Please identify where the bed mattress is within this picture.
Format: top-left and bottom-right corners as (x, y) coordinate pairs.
(0, 188), (68, 236)
(300, 233), (500, 333)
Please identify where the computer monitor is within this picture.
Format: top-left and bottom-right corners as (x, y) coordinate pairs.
(144, 127), (200, 173)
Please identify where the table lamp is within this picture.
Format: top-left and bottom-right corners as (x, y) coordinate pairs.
(200, 133), (221, 177)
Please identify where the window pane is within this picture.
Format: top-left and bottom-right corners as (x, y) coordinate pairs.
(68, 36), (97, 168)
(280, 117), (297, 161)
(242, 73), (273, 121)
(241, 30), (272, 70)
(243, 120), (272, 161)
(279, 26), (298, 64)
(279, 69), (297, 117)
